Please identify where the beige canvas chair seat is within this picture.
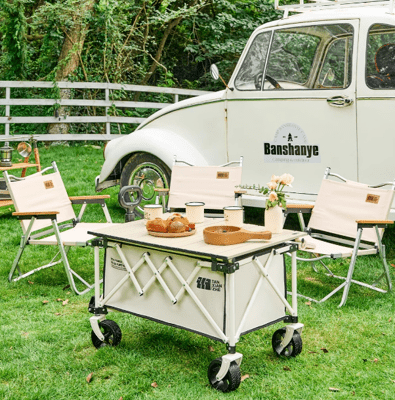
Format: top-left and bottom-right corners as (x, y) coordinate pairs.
(156, 157), (244, 215)
(5, 162), (115, 295)
(288, 167), (394, 307)
(298, 237), (378, 258)
(29, 223), (111, 246)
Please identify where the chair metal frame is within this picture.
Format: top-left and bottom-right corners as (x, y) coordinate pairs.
(286, 167), (395, 307)
(5, 162), (113, 295)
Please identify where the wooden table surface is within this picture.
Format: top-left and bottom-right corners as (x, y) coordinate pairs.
(89, 215), (306, 262)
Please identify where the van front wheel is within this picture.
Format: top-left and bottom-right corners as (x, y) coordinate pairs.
(120, 153), (171, 217)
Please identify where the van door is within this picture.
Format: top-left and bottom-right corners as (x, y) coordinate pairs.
(226, 21), (359, 201)
(357, 21), (395, 185)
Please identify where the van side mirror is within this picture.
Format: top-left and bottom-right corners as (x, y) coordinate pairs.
(210, 64), (220, 80)
(210, 64), (233, 91)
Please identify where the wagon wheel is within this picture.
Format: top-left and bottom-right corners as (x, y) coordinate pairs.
(91, 320), (122, 349)
(207, 357), (241, 392)
(272, 327), (302, 357)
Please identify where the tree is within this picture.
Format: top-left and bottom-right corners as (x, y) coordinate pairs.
(0, 0), (281, 135)
(45, 0), (96, 135)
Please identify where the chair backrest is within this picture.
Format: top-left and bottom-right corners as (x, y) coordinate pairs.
(167, 159), (243, 210)
(6, 164), (75, 233)
(308, 177), (394, 244)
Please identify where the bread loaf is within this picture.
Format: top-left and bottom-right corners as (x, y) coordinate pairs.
(146, 217), (167, 233)
(146, 213), (194, 234)
(168, 220), (187, 233)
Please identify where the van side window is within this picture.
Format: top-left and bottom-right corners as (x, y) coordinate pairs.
(366, 24), (395, 89)
(234, 32), (272, 91)
(318, 38), (353, 89)
(264, 24), (353, 90)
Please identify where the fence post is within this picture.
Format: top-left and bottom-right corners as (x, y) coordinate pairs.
(5, 86), (10, 137)
(105, 87), (111, 138)
(174, 94), (179, 103)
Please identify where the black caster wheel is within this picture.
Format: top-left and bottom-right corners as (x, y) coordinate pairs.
(91, 320), (122, 349)
(207, 357), (241, 392)
(272, 327), (302, 357)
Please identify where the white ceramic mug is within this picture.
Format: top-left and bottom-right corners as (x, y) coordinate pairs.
(223, 206), (244, 227)
(185, 202), (205, 223)
(144, 204), (163, 222)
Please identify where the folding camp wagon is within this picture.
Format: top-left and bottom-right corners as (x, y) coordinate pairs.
(88, 218), (305, 392)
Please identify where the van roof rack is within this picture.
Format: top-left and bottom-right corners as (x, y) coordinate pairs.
(275, 0), (395, 18)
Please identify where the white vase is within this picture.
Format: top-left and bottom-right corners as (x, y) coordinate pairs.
(265, 205), (283, 233)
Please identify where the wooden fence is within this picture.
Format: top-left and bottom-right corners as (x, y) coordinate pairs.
(0, 81), (212, 142)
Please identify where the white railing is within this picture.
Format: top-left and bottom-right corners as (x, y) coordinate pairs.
(0, 81), (212, 142)
(275, 0), (395, 17)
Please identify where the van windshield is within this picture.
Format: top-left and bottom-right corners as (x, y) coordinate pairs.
(235, 23), (354, 91)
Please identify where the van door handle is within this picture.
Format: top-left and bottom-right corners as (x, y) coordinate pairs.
(327, 95), (353, 107)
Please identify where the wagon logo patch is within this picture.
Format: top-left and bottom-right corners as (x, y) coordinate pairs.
(44, 180), (54, 189)
(366, 194), (380, 204)
(264, 123), (321, 163)
(197, 277), (222, 292)
(110, 257), (126, 271)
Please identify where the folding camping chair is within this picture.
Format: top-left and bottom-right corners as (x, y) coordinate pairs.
(155, 156), (245, 215)
(285, 167), (394, 307)
(5, 161), (114, 295)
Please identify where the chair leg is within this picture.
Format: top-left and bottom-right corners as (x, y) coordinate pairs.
(52, 220), (93, 295)
(374, 225), (392, 291)
(8, 234), (28, 282)
(319, 259), (334, 276)
(157, 192), (168, 213)
(338, 227), (363, 307)
(102, 203), (112, 223)
(310, 253), (318, 273)
(297, 212), (306, 231)
(8, 218), (35, 282)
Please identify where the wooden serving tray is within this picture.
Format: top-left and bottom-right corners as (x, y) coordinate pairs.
(148, 229), (196, 238)
(203, 225), (272, 245)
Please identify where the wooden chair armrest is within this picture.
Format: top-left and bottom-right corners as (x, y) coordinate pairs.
(12, 211), (59, 220)
(356, 220), (394, 228)
(69, 195), (110, 204)
(0, 200), (13, 208)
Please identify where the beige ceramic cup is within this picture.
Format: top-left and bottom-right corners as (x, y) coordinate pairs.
(185, 202), (205, 223)
(144, 204), (163, 223)
(223, 206), (244, 227)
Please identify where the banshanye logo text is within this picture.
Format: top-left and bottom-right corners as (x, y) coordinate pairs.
(264, 123), (321, 163)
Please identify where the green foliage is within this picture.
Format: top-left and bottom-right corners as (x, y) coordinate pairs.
(180, 0), (281, 89)
(0, 0), (282, 136)
(0, 0), (28, 79)
(0, 0), (281, 88)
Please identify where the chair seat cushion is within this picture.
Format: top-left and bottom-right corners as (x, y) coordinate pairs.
(300, 237), (378, 258)
(29, 223), (115, 246)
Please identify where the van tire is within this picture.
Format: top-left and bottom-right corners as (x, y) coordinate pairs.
(120, 153), (171, 217)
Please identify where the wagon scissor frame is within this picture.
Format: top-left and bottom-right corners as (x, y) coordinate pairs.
(88, 218), (305, 392)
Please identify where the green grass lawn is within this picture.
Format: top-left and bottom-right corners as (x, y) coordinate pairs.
(0, 144), (394, 400)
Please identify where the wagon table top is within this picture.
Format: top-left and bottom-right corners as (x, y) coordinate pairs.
(89, 216), (306, 263)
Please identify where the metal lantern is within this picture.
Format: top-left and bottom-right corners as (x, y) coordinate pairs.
(0, 141), (13, 167)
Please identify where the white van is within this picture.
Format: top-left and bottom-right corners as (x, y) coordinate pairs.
(96, 0), (395, 217)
